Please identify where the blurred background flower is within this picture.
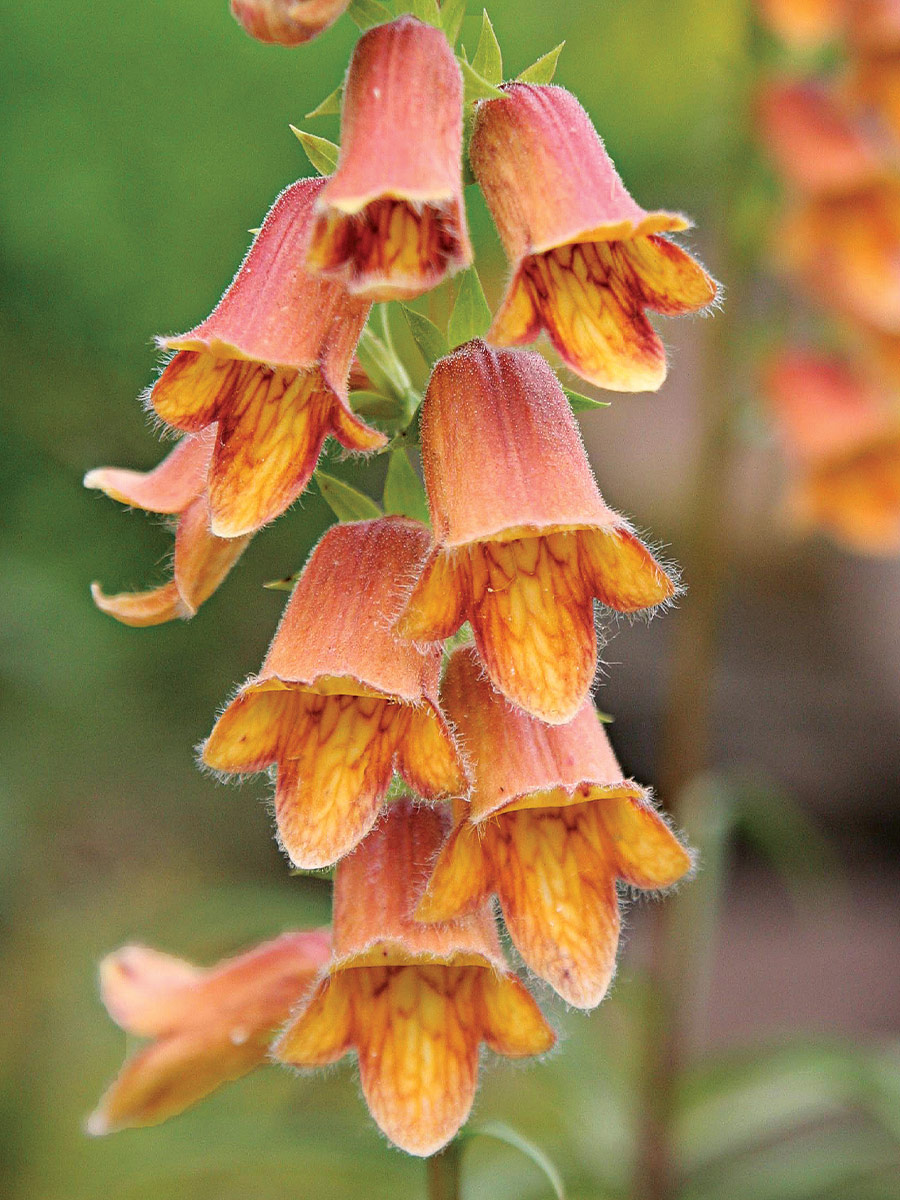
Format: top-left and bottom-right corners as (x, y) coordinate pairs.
(2, 1), (898, 1197)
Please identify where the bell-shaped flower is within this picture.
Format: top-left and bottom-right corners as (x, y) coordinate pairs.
(469, 83), (716, 391)
(766, 349), (900, 552)
(275, 799), (554, 1156)
(305, 16), (472, 300)
(396, 341), (676, 724)
(85, 428), (250, 626)
(416, 646), (691, 1009)
(149, 177), (386, 539)
(203, 517), (466, 868)
(88, 931), (330, 1133)
(230, 0), (349, 45)
(758, 80), (889, 197)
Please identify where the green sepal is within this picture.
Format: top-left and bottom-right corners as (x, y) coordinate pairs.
(400, 305), (449, 368)
(383, 448), (430, 524)
(305, 85), (343, 119)
(459, 54), (505, 103)
(315, 470), (383, 522)
(448, 267), (492, 348)
(290, 127), (339, 175)
(440, 0), (467, 45)
(347, 0), (394, 30)
(349, 390), (406, 420)
(411, 0), (442, 27)
(470, 10), (502, 85)
(565, 387), (611, 412)
(517, 41), (565, 84)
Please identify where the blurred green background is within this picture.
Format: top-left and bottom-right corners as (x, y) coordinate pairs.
(2, 1), (898, 1197)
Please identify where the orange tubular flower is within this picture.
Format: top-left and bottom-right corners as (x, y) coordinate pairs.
(230, 0), (349, 45)
(203, 517), (466, 868)
(305, 16), (472, 301)
(149, 177), (386, 539)
(275, 800), (554, 1157)
(416, 647), (691, 1009)
(757, 80), (888, 197)
(469, 83), (716, 391)
(756, 0), (843, 46)
(85, 429), (250, 627)
(88, 931), (330, 1134)
(396, 340), (676, 724)
(766, 350), (900, 552)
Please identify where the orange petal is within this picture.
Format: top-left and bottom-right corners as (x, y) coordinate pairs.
(152, 350), (245, 434)
(479, 970), (556, 1056)
(598, 796), (693, 889)
(625, 236), (718, 315)
(203, 689), (299, 773)
(353, 964), (482, 1157)
(799, 436), (900, 552)
(83, 429), (214, 514)
(273, 694), (404, 869)
(466, 533), (598, 725)
(275, 974), (355, 1066)
(90, 579), (189, 627)
(99, 946), (201, 1037)
(395, 703), (466, 798)
(395, 549), (466, 642)
(582, 526), (676, 612)
(416, 821), (491, 923)
(491, 807), (621, 1009)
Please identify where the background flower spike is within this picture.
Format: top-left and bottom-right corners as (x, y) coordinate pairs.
(305, 16), (473, 300)
(396, 340), (677, 723)
(150, 178), (385, 539)
(85, 429), (251, 626)
(203, 517), (467, 869)
(416, 646), (692, 1009)
(470, 83), (717, 391)
(230, 0), (350, 46)
(275, 799), (554, 1157)
(88, 931), (330, 1134)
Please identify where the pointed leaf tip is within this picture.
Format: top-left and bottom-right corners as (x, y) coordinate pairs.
(315, 471), (382, 523)
(290, 127), (339, 175)
(400, 305), (449, 367)
(471, 10), (503, 85)
(441, 0), (467, 45)
(518, 42), (565, 85)
(448, 267), (492, 349)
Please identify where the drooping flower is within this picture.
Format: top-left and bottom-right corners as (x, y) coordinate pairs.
(766, 349), (900, 552)
(230, 0), (350, 45)
(756, 0), (844, 46)
(88, 931), (330, 1133)
(305, 16), (472, 300)
(149, 177), (386, 539)
(469, 83), (716, 391)
(396, 341), (676, 724)
(203, 517), (466, 868)
(275, 799), (554, 1156)
(416, 646), (691, 1009)
(85, 429), (250, 626)
(758, 80), (888, 196)
(780, 181), (900, 331)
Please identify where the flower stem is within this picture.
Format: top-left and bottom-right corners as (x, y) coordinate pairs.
(427, 1139), (462, 1200)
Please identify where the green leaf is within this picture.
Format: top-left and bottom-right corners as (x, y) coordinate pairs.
(400, 305), (449, 367)
(596, 709), (614, 724)
(441, 0), (467, 45)
(517, 41), (565, 84)
(383, 449), (430, 523)
(315, 471), (382, 522)
(411, 0), (442, 26)
(347, 0), (394, 30)
(564, 387), (611, 412)
(448, 267), (492, 348)
(305, 85), (343, 120)
(350, 390), (405, 419)
(462, 1122), (565, 1200)
(289, 127), (339, 175)
(262, 574), (297, 591)
(459, 55), (505, 103)
(470, 10), (503, 85)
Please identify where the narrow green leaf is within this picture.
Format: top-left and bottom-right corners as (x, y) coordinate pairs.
(517, 41), (565, 84)
(400, 305), (449, 367)
(459, 55), (505, 103)
(383, 449), (430, 523)
(315, 471), (382, 522)
(350, 390), (405, 419)
(448, 267), (492, 348)
(289, 127), (339, 175)
(347, 0), (394, 30)
(596, 709), (614, 724)
(441, 0), (467, 45)
(565, 387), (611, 412)
(463, 1122), (565, 1200)
(411, 0), (442, 26)
(471, 10), (503, 85)
(305, 84), (343, 120)
(262, 574), (298, 591)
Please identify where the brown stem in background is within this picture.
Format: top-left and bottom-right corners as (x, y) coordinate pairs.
(427, 1139), (462, 1200)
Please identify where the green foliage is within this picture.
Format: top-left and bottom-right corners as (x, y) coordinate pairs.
(315, 471), (383, 522)
(305, 84), (343, 119)
(462, 1122), (566, 1199)
(447, 267), (492, 348)
(383, 449), (430, 523)
(400, 305), (449, 367)
(459, 53), (505, 102)
(348, 0), (394, 30)
(470, 10), (503, 85)
(564, 387), (611, 412)
(517, 41), (565, 84)
(411, 0), (442, 27)
(441, 0), (468, 45)
(290, 127), (340, 174)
